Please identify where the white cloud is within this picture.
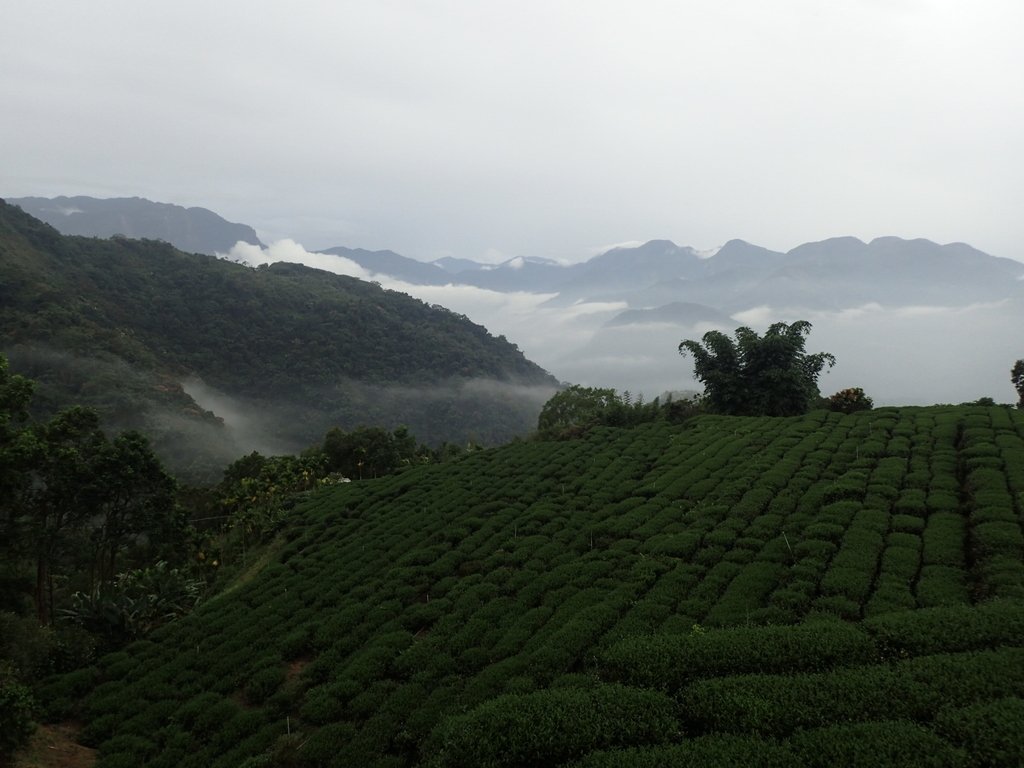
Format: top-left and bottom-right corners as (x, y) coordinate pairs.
(731, 306), (776, 327)
(695, 247), (722, 260)
(587, 240), (646, 256)
(221, 239), (371, 279)
(481, 248), (505, 264)
(165, 235), (1024, 405)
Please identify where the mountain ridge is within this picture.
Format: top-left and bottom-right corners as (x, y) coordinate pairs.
(0, 200), (557, 480)
(16, 195), (1023, 308)
(9, 195), (264, 256)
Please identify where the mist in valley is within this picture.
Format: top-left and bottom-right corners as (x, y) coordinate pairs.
(227, 241), (1024, 409)
(180, 376), (299, 459)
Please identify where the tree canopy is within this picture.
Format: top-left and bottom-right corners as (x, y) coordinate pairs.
(827, 387), (874, 414)
(1013, 359), (1024, 408)
(536, 385), (668, 437)
(538, 385), (622, 433)
(678, 321), (835, 416)
(0, 355), (182, 624)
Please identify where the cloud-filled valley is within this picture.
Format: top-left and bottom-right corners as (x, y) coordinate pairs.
(224, 237), (1024, 408)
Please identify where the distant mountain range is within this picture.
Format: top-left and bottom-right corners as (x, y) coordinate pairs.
(10, 194), (1024, 406)
(17, 196), (1022, 316)
(331, 235), (1024, 315)
(9, 195), (263, 256)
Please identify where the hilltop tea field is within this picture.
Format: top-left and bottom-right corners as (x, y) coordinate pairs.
(43, 406), (1024, 767)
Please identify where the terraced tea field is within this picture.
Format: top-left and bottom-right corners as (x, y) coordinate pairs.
(44, 406), (1024, 766)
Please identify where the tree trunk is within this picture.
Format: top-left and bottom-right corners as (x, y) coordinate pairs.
(35, 555), (49, 625)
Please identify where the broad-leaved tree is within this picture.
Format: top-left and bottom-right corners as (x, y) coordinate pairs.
(679, 321), (835, 416)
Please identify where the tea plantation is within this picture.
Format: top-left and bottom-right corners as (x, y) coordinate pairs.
(42, 405), (1024, 766)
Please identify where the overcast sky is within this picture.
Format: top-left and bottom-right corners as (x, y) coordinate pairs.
(3, 1), (1022, 264)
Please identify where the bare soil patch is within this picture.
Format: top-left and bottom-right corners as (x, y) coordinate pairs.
(13, 723), (95, 768)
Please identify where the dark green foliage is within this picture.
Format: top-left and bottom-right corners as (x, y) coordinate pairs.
(536, 385), (669, 437)
(320, 425), (420, 479)
(35, 665), (99, 720)
(0, 357), (186, 642)
(678, 321), (835, 416)
(0, 200), (557, 479)
(1011, 360), (1023, 408)
(299, 722), (358, 766)
(424, 684), (680, 768)
(827, 387), (874, 414)
(935, 697), (1024, 767)
(0, 356), (35, 563)
(864, 601), (1024, 657)
(47, 405), (1024, 766)
(61, 561), (203, 649)
(243, 664), (286, 705)
(682, 647), (1024, 737)
(916, 565), (971, 607)
(601, 621), (876, 691)
(538, 385), (622, 434)
(0, 664), (35, 759)
(569, 735), (796, 767)
(788, 721), (965, 768)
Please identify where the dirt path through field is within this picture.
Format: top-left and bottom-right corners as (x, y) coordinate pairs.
(13, 723), (95, 768)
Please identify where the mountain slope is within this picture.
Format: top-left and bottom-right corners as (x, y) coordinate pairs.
(9, 195), (263, 256)
(46, 404), (1024, 766)
(0, 200), (557, 480)
(321, 245), (455, 286)
(604, 301), (735, 328)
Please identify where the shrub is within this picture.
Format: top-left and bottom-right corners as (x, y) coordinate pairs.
(425, 684), (680, 768)
(788, 720), (965, 768)
(299, 723), (358, 766)
(827, 388), (874, 414)
(98, 733), (159, 763)
(865, 600), (1024, 657)
(820, 565), (874, 603)
(879, 546), (919, 580)
(244, 664), (286, 705)
(934, 697), (1024, 768)
(704, 562), (786, 626)
(891, 514), (925, 534)
(811, 595), (861, 620)
(601, 620), (876, 690)
(916, 566), (970, 607)
(922, 514), (967, 567)
(971, 521), (1024, 560)
(568, 734), (796, 767)
(0, 665), (35, 759)
(864, 582), (917, 617)
(681, 646), (1024, 738)
(300, 684), (344, 725)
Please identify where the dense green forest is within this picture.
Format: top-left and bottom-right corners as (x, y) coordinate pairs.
(0, 199), (557, 481)
(20, 403), (1024, 766)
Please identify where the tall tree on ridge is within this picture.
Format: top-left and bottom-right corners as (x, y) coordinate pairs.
(679, 321), (835, 417)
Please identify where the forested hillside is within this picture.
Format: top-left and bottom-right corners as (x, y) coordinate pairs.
(0, 200), (557, 480)
(40, 405), (1024, 767)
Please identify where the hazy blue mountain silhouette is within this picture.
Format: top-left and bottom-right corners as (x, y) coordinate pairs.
(10, 195), (263, 256)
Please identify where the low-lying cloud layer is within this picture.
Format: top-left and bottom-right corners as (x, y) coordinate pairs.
(224, 241), (1024, 407)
